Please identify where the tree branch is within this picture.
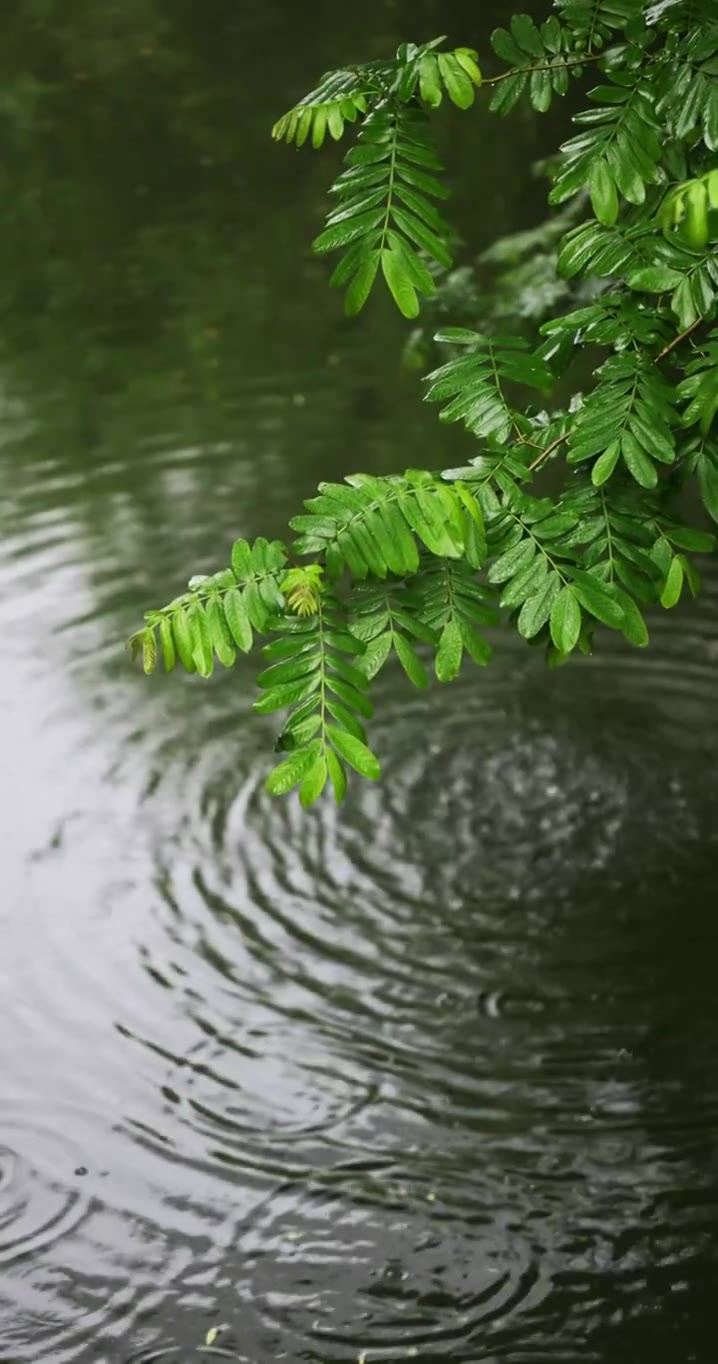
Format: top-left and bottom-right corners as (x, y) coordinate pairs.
(527, 431), (569, 472)
(654, 317), (702, 363)
(484, 52), (604, 86)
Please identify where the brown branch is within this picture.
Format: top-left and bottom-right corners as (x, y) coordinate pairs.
(654, 317), (702, 363)
(483, 52), (604, 86)
(527, 431), (569, 472)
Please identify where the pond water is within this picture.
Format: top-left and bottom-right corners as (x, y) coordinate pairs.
(1, 3), (718, 1362)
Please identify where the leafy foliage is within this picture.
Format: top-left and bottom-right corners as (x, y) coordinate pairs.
(132, 4), (718, 804)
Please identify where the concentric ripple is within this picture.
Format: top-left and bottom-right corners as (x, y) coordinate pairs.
(102, 600), (718, 1361)
(0, 1120), (90, 1266)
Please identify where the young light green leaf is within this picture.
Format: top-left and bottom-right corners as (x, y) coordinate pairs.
(223, 588), (253, 652)
(437, 53), (475, 109)
(205, 596), (237, 669)
(171, 607), (196, 673)
(327, 726), (382, 779)
(453, 48), (482, 86)
(266, 742), (321, 796)
(326, 676), (374, 717)
(326, 699), (367, 742)
(254, 677), (320, 714)
(660, 555), (684, 608)
(326, 748), (348, 804)
(419, 54), (443, 108)
(231, 539), (253, 579)
(141, 628), (157, 675)
(299, 752), (328, 806)
(158, 617), (176, 672)
(187, 601), (214, 678)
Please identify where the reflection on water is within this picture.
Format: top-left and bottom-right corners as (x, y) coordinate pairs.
(1, 2), (718, 1362)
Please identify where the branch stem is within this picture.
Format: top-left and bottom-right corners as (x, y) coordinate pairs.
(654, 317), (702, 363)
(483, 52), (604, 86)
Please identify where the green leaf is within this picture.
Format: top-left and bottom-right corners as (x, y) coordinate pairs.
(326, 749), (348, 804)
(223, 588), (253, 652)
(327, 726), (381, 780)
(570, 572), (625, 629)
(141, 628), (157, 675)
(660, 555), (684, 608)
(311, 105), (327, 149)
(159, 617), (176, 672)
(394, 632), (428, 688)
(381, 249), (419, 319)
(257, 654), (320, 688)
(231, 539), (253, 579)
(326, 699), (367, 741)
(391, 207), (453, 269)
(254, 677), (320, 714)
(171, 607), (196, 673)
(621, 432), (658, 489)
(664, 526), (715, 553)
(266, 743), (321, 796)
(345, 251), (380, 316)
(327, 653), (371, 691)
(517, 574), (561, 639)
(386, 232), (435, 296)
(511, 13), (543, 57)
(614, 590), (649, 647)
(395, 162), (451, 200)
(299, 752), (328, 806)
(488, 537), (535, 584)
(437, 53), (475, 109)
(358, 631), (393, 679)
(589, 159), (618, 227)
(313, 209), (385, 254)
(326, 675), (374, 718)
(550, 588), (582, 654)
(187, 601), (214, 678)
(435, 618), (463, 682)
(419, 54), (443, 108)
(459, 618), (492, 665)
(698, 456), (718, 523)
(627, 265), (684, 292)
(530, 68), (552, 113)
(591, 440), (621, 486)
(671, 276), (698, 330)
(327, 103), (345, 141)
(491, 27), (524, 65)
(206, 596), (237, 669)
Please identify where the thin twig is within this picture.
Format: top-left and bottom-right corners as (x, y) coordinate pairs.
(483, 52), (604, 86)
(654, 317), (702, 363)
(528, 431), (569, 472)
